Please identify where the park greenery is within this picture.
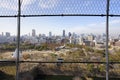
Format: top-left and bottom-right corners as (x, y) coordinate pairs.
(0, 43), (120, 80)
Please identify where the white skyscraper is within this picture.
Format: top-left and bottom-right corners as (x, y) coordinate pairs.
(49, 32), (52, 37)
(32, 29), (36, 37)
(2, 32), (4, 36)
(63, 30), (65, 37)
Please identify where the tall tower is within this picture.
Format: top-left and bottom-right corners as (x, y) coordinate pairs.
(2, 32), (4, 36)
(32, 29), (36, 37)
(6, 32), (10, 37)
(119, 34), (120, 40)
(63, 30), (65, 37)
(49, 32), (52, 37)
(68, 32), (71, 38)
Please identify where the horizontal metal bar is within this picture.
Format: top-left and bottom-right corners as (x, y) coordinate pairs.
(0, 15), (17, 18)
(19, 61), (120, 64)
(20, 14), (120, 17)
(0, 14), (120, 18)
(0, 61), (15, 63)
(21, 14), (106, 17)
(0, 60), (120, 64)
(20, 61), (106, 64)
(110, 15), (120, 17)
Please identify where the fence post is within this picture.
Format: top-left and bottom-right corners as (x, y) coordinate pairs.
(106, 0), (110, 80)
(16, 0), (21, 80)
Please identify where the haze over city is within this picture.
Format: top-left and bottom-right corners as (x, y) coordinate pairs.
(0, 17), (120, 36)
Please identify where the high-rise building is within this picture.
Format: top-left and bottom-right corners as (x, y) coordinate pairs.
(63, 30), (65, 37)
(118, 34), (120, 40)
(49, 32), (52, 37)
(87, 35), (94, 41)
(72, 32), (77, 38)
(68, 32), (72, 38)
(28, 33), (30, 36)
(32, 29), (36, 37)
(6, 32), (10, 37)
(2, 32), (4, 36)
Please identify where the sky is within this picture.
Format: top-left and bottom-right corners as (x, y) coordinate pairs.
(0, 0), (120, 36)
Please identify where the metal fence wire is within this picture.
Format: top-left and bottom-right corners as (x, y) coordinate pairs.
(0, 0), (120, 80)
(0, 0), (120, 17)
(110, 0), (120, 15)
(0, 0), (18, 17)
(21, 0), (107, 16)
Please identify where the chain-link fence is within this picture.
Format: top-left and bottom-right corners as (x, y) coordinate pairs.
(0, 61), (16, 80)
(0, 0), (120, 80)
(110, 0), (120, 15)
(0, 0), (120, 17)
(21, 0), (107, 16)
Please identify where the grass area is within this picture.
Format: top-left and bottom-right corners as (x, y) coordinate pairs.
(0, 63), (16, 76)
(0, 63), (16, 80)
(0, 71), (15, 80)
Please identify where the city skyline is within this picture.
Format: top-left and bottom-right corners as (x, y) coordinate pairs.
(0, 17), (120, 36)
(0, 0), (120, 36)
(0, 1), (120, 80)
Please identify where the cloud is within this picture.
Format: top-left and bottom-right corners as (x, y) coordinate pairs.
(111, 0), (119, 3)
(69, 25), (105, 34)
(83, 0), (93, 6)
(21, 0), (35, 10)
(69, 19), (120, 34)
(0, 0), (18, 11)
(109, 19), (120, 25)
(0, 0), (58, 11)
(22, 0), (35, 5)
(39, 0), (59, 9)
(0, 0), (35, 11)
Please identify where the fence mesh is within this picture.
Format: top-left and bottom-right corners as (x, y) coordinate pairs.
(0, 0), (120, 16)
(19, 63), (106, 79)
(0, 0), (120, 80)
(19, 62), (120, 80)
(110, 0), (120, 15)
(0, 0), (18, 16)
(0, 62), (16, 80)
(109, 63), (120, 78)
(21, 0), (107, 15)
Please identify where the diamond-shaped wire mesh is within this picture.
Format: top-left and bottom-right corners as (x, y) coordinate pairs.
(0, 0), (120, 16)
(0, 0), (18, 16)
(19, 63), (106, 79)
(0, 62), (16, 80)
(19, 63), (120, 79)
(110, 0), (120, 15)
(109, 64), (120, 78)
(21, 0), (107, 15)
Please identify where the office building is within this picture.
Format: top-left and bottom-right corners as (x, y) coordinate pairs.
(49, 32), (52, 37)
(2, 32), (4, 36)
(32, 29), (36, 37)
(68, 32), (72, 38)
(6, 32), (10, 37)
(87, 35), (94, 41)
(63, 30), (65, 37)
